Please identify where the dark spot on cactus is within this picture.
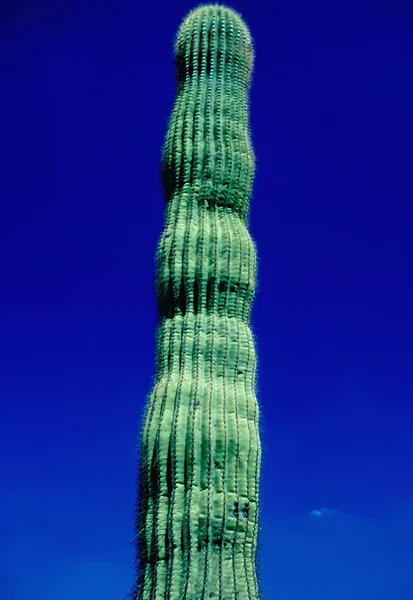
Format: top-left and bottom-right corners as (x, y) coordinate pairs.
(204, 168), (211, 179)
(194, 400), (200, 409)
(242, 503), (249, 519)
(206, 34), (212, 74)
(179, 278), (186, 315)
(193, 277), (199, 314)
(219, 280), (227, 294)
(160, 278), (174, 319)
(232, 501), (239, 517)
(206, 279), (213, 311)
(161, 160), (175, 200)
(175, 50), (184, 73)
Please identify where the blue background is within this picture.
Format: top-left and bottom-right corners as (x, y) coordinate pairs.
(1, 1), (412, 598)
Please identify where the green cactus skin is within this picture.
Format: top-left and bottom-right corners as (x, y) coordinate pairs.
(132, 4), (262, 600)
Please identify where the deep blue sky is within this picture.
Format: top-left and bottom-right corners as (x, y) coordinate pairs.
(1, 1), (412, 598)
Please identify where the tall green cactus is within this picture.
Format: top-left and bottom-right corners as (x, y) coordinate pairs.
(132, 4), (262, 600)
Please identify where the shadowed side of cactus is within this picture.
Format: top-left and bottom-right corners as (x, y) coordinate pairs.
(131, 4), (262, 600)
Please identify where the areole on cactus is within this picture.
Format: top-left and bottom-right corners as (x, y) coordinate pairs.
(131, 5), (262, 599)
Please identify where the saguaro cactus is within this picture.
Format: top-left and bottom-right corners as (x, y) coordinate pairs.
(132, 4), (262, 600)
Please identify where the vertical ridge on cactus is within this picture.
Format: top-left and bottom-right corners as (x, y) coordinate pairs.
(131, 5), (262, 600)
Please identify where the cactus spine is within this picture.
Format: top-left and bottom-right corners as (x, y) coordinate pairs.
(133, 5), (262, 600)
